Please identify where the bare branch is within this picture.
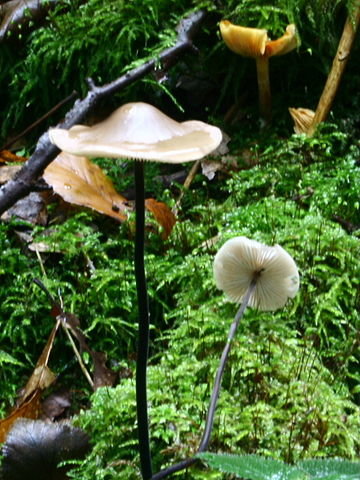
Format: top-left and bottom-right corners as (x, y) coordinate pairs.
(0, 9), (207, 215)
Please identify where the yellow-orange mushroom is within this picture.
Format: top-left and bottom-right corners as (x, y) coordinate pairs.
(220, 21), (298, 123)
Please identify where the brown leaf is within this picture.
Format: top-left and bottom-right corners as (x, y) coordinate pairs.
(0, 390), (42, 443)
(61, 312), (117, 389)
(41, 388), (71, 421)
(18, 321), (59, 405)
(92, 350), (118, 389)
(0, 316), (60, 441)
(1, 191), (48, 225)
(145, 198), (176, 239)
(43, 152), (129, 222)
(0, 165), (22, 182)
(0, 150), (27, 164)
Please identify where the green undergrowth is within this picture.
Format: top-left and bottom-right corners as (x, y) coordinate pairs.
(61, 128), (360, 477)
(0, 112), (359, 476)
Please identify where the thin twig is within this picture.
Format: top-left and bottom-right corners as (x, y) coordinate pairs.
(60, 317), (94, 389)
(0, 9), (207, 215)
(0, 90), (78, 151)
(173, 159), (201, 215)
(33, 278), (94, 387)
(34, 247), (47, 278)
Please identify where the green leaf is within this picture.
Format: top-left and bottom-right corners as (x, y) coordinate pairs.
(298, 459), (360, 480)
(0, 350), (23, 366)
(197, 453), (308, 480)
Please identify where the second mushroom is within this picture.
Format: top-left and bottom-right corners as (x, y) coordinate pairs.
(220, 20), (298, 123)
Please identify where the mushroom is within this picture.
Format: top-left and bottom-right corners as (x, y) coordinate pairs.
(49, 101), (222, 479)
(197, 236), (299, 454)
(288, 107), (315, 134)
(49, 102), (222, 162)
(213, 236), (299, 311)
(220, 21), (298, 123)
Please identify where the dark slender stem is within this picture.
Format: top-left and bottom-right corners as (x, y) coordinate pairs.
(134, 161), (152, 480)
(151, 281), (257, 479)
(151, 458), (197, 480)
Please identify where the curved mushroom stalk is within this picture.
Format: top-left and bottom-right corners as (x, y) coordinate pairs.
(220, 21), (298, 124)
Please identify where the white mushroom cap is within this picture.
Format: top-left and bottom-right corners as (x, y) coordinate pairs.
(49, 102), (223, 163)
(213, 236), (299, 311)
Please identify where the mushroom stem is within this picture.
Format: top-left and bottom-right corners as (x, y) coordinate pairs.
(255, 56), (271, 123)
(150, 280), (257, 480)
(198, 279), (257, 452)
(307, 6), (360, 136)
(134, 160), (152, 480)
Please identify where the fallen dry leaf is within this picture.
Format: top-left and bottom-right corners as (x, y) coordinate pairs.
(0, 320), (59, 442)
(0, 165), (22, 183)
(1, 191), (48, 225)
(43, 152), (129, 222)
(0, 390), (42, 443)
(41, 388), (71, 421)
(145, 198), (176, 239)
(61, 312), (117, 389)
(0, 150), (27, 163)
(201, 159), (224, 180)
(17, 321), (59, 405)
(288, 107), (315, 134)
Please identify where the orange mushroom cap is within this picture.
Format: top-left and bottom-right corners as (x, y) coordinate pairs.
(220, 20), (298, 58)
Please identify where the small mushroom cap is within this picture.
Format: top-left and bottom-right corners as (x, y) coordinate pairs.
(220, 20), (267, 57)
(49, 102), (223, 163)
(265, 24), (298, 57)
(289, 107), (315, 134)
(213, 236), (299, 311)
(220, 20), (297, 58)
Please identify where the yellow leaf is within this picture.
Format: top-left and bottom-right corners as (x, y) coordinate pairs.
(44, 152), (129, 222)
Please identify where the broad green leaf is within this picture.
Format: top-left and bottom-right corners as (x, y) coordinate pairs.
(198, 453), (308, 480)
(298, 459), (360, 480)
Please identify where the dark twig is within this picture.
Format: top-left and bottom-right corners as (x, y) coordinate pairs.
(0, 90), (78, 151)
(0, 9), (207, 215)
(151, 281), (257, 479)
